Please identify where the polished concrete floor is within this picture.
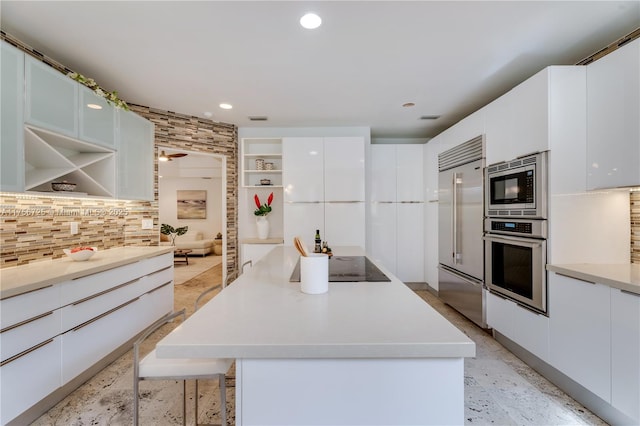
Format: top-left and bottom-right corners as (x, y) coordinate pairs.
(31, 263), (606, 425)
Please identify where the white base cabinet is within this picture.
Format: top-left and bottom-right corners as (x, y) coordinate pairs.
(486, 292), (549, 362)
(549, 272), (611, 402)
(611, 287), (640, 422)
(0, 251), (173, 425)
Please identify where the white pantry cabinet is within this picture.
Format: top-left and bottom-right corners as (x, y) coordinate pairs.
(587, 38), (640, 190)
(610, 287), (640, 422)
(548, 272), (611, 402)
(369, 144), (424, 282)
(0, 41), (25, 193)
(282, 136), (365, 249)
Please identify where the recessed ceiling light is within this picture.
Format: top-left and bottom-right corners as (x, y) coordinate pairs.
(87, 104), (102, 110)
(219, 103), (233, 110)
(300, 12), (322, 29)
(402, 102), (415, 108)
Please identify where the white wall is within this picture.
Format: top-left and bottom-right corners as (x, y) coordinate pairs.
(158, 176), (223, 239)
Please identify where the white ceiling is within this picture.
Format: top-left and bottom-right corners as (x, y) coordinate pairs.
(1, 1), (638, 139)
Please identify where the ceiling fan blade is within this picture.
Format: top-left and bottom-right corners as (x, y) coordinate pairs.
(168, 153), (188, 158)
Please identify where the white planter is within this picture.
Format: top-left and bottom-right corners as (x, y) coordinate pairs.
(256, 216), (270, 239)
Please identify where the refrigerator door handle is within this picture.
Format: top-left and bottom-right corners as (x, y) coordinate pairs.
(452, 172), (460, 265)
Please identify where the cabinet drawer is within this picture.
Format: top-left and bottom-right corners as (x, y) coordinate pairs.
(60, 267), (172, 332)
(0, 335), (62, 425)
(59, 253), (173, 305)
(0, 284), (60, 329)
(1, 309), (60, 363)
(61, 296), (141, 384)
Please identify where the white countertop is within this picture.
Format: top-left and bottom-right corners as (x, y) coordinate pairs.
(0, 246), (173, 299)
(156, 246), (476, 360)
(547, 263), (640, 295)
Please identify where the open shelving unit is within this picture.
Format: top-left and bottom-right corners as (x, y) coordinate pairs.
(241, 138), (283, 187)
(24, 126), (115, 197)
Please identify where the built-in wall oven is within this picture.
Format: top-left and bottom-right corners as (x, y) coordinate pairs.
(484, 218), (547, 314)
(486, 152), (547, 218)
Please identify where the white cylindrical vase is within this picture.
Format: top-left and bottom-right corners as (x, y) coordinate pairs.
(300, 253), (329, 294)
(256, 216), (269, 239)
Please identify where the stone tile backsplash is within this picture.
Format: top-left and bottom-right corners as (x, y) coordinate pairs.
(632, 191), (639, 263)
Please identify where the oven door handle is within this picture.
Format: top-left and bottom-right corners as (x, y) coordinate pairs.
(483, 234), (543, 248)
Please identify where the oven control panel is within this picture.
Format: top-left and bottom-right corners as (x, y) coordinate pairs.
(484, 218), (547, 239)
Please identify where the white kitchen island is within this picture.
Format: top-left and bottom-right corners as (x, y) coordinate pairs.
(156, 246), (475, 425)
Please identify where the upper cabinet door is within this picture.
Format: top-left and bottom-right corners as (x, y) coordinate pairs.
(116, 110), (154, 200)
(370, 145), (396, 202)
(587, 38), (640, 190)
(324, 137), (365, 201)
(396, 145), (424, 202)
(25, 56), (78, 138)
(79, 85), (116, 149)
(1, 41), (25, 193)
(282, 137), (324, 202)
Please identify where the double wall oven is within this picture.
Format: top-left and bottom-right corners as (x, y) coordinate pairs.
(484, 152), (549, 314)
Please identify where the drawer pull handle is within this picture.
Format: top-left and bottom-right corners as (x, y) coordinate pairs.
(555, 272), (595, 284)
(69, 298), (139, 332)
(148, 281), (172, 294)
(0, 284), (53, 301)
(621, 289), (640, 297)
(71, 278), (140, 306)
(0, 338), (54, 367)
(0, 311), (53, 334)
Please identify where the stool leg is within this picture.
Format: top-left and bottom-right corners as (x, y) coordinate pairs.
(195, 379), (200, 426)
(183, 380), (187, 426)
(219, 374), (227, 426)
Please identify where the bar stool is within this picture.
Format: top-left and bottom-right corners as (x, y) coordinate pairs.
(133, 309), (233, 425)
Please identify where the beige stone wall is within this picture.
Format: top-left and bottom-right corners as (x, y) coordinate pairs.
(632, 191), (640, 263)
(0, 33), (239, 275)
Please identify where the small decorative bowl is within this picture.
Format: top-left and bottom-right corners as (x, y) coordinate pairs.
(260, 179), (271, 185)
(63, 247), (97, 261)
(52, 181), (76, 192)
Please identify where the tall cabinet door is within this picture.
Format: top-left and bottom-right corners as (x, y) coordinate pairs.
(1, 41), (25, 193)
(325, 202), (365, 248)
(25, 56), (78, 137)
(396, 145), (423, 202)
(370, 202), (397, 274)
(117, 110), (154, 200)
(283, 203), (324, 249)
(324, 137), (365, 201)
(370, 145), (396, 202)
(282, 137), (324, 202)
(397, 202), (424, 282)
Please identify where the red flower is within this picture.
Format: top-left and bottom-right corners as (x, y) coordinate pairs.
(254, 194), (261, 209)
(267, 192), (274, 206)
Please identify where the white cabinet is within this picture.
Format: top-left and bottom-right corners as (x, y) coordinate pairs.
(324, 137), (365, 201)
(548, 272), (611, 402)
(79, 85), (116, 148)
(283, 137), (324, 202)
(369, 144), (424, 281)
(611, 287), (640, 422)
(587, 38), (640, 190)
(282, 136), (365, 249)
(1, 41), (25, 192)
(116, 109), (154, 200)
(241, 138), (283, 188)
(25, 55), (78, 138)
(486, 292), (549, 362)
(0, 250), (173, 424)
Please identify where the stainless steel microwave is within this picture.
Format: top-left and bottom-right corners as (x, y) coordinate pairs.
(485, 152), (547, 218)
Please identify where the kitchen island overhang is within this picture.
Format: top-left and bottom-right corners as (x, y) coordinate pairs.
(156, 246), (475, 425)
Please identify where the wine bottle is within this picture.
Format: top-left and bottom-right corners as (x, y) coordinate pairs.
(314, 229), (321, 253)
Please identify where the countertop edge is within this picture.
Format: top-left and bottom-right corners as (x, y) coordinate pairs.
(1, 246), (174, 299)
(547, 264), (640, 295)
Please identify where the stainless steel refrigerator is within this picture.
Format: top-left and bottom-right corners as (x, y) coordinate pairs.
(438, 135), (486, 328)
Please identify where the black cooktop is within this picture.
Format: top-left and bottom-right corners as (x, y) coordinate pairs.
(289, 256), (391, 282)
